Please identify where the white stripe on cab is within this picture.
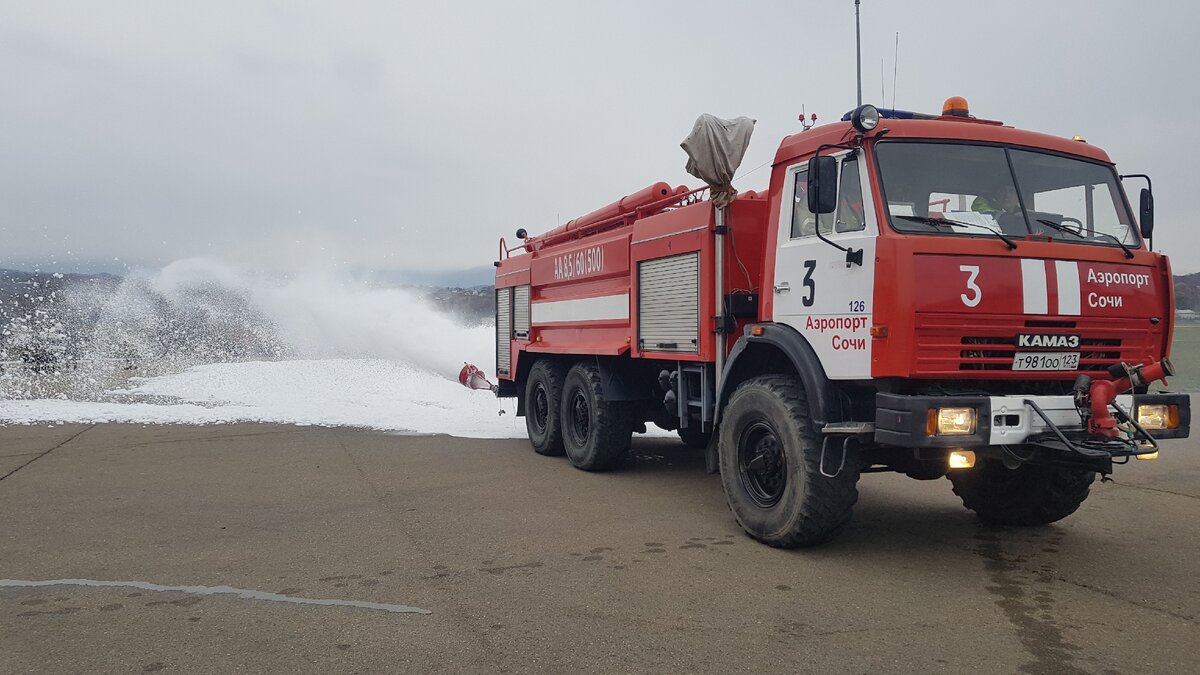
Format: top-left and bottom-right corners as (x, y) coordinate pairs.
(1055, 260), (1081, 315)
(1021, 259), (1049, 314)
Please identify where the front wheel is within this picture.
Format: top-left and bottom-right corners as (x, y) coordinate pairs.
(718, 375), (860, 548)
(948, 459), (1095, 526)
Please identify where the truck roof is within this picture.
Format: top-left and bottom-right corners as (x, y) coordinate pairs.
(774, 117), (1114, 167)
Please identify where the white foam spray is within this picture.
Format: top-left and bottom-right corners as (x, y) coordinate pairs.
(0, 258), (530, 437)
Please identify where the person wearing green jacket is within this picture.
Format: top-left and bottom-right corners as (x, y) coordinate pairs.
(972, 183), (1020, 217)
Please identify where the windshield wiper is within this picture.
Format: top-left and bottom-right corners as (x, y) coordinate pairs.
(894, 215), (1018, 250)
(1035, 219), (1134, 259)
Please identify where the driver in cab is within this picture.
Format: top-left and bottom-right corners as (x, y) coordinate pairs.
(971, 184), (1026, 235)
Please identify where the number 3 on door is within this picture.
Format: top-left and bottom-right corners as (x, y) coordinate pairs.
(960, 265), (981, 308)
(802, 259), (816, 307)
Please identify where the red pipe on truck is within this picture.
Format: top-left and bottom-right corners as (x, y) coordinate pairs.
(1086, 359), (1174, 437)
(525, 182), (674, 250)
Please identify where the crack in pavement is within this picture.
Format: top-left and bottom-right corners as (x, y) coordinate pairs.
(115, 427), (317, 451)
(0, 424), (95, 482)
(1107, 480), (1200, 501)
(0, 578), (431, 615)
(1048, 573), (1196, 624)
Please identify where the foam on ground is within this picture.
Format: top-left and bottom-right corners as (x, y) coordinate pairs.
(0, 359), (525, 437)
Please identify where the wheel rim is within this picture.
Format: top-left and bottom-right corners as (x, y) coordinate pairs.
(568, 390), (591, 445)
(532, 383), (549, 433)
(738, 420), (787, 508)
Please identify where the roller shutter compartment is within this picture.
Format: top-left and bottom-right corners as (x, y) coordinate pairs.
(513, 285), (531, 339)
(638, 252), (700, 353)
(496, 287), (512, 376)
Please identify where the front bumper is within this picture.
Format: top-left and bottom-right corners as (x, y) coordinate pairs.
(875, 392), (1191, 449)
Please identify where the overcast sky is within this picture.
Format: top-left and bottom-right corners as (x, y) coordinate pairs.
(3, 0), (1199, 275)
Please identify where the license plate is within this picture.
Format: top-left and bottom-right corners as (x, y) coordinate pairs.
(1012, 352), (1080, 371)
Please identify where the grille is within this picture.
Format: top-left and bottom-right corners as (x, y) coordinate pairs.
(913, 314), (1160, 377)
(959, 335), (1122, 371)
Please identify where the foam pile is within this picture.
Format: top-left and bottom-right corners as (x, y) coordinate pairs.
(1, 359), (524, 437)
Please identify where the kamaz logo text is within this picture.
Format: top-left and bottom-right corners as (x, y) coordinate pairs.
(1016, 333), (1080, 349)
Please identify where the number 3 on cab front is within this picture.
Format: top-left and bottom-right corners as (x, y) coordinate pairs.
(960, 264), (981, 308)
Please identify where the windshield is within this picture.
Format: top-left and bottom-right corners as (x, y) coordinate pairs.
(875, 142), (1139, 249)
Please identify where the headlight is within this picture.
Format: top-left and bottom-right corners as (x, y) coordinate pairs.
(927, 407), (977, 436)
(1136, 404), (1179, 430)
(851, 104), (880, 132)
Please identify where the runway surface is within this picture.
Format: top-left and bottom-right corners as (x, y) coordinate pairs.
(1, 423), (1197, 673)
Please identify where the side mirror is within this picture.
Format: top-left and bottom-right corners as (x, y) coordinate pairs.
(1139, 188), (1154, 239)
(807, 155), (838, 215)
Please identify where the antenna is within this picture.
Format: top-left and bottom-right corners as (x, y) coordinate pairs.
(855, 0), (862, 107)
(881, 59), (885, 105)
(892, 32), (899, 110)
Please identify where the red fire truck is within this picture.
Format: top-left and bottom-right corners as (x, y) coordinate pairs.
(487, 99), (1191, 547)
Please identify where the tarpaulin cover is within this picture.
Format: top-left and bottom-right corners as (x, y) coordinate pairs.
(680, 114), (756, 208)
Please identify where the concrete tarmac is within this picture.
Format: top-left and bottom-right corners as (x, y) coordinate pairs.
(1, 423), (1197, 674)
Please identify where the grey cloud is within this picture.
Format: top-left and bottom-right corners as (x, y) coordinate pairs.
(2, 0), (1198, 274)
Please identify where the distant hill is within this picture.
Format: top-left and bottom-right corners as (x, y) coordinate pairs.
(0, 268), (121, 309)
(361, 266), (496, 288)
(0, 268), (120, 285)
(0, 268), (494, 367)
(1174, 273), (1200, 312)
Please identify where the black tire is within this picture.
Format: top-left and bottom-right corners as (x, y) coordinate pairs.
(948, 459), (1095, 526)
(560, 361), (633, 471)
(718, 375), (860, 548)
(524, 360), (565, 456)
(677, 424), (712, 450)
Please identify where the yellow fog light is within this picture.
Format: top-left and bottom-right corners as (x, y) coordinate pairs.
(934, 407), (977, 436)
(948, 450), (976, 469)
(1136, 404), (1179, 431)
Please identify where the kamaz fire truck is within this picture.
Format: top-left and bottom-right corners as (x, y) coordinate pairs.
(484, 98), (1191, 547)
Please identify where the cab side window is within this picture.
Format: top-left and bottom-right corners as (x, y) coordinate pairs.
(836, 157), (866, 232)
(791, 170), (813, 238)
(791, 169), (834, 239)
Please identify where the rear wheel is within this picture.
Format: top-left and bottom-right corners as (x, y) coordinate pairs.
(718, 375), (860, 547)
(948, 459), (1095, 526)
(561, 362), (633, 471)
(524, 360), (565, 456)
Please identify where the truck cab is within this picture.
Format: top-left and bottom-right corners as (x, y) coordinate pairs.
(765, 103), (1186, 451)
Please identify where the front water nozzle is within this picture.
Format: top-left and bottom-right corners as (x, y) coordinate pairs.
(459, 363), (496, 392)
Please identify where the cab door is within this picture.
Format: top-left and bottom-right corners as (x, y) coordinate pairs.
(770, 152), (878, 380)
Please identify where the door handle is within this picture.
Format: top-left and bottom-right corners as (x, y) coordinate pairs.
(774, 282), (790, 294)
